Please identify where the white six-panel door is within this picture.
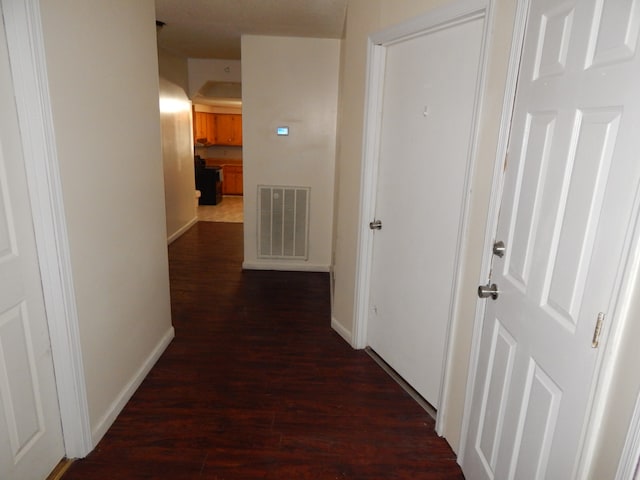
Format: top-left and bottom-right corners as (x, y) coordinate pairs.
(462, 0), (640, 478)
(0, 6), (65, 479)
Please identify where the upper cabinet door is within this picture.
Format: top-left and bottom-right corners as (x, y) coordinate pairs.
(214, 114), (242, 146)
(193, 111), (215, 144)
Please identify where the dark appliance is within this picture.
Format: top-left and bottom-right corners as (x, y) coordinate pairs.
(195, 159), (222, 205)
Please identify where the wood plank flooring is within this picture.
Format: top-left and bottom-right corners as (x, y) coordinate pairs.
(62, 222), (464, 479)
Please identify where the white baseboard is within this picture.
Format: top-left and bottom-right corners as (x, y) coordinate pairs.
(91, 326), (175, 447)
(242, 261), (330, 272)
(331, 316), (353, 346)
(329, 266), (335, 313)
(167, 216), (198, 245)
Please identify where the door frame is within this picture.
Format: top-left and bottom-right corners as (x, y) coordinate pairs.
(617, 389), (640, 479)
(353, 0), (491, 434)
(458, 0), (640, 476)
(1, 0), (92, 457)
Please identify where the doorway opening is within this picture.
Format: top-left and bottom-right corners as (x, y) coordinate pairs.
(193, 86), (244, 225)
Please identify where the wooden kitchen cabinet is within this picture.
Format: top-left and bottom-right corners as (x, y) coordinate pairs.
(193, 112), (243, 146)
(193, 111), (215, 144)
(204, 158), (243, 196)
(214, 114), (242, 146)
(222, 164), (243, 195)
(193, 111), (206, 142)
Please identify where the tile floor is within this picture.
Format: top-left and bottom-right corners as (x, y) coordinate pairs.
(197, 195), (243, 223)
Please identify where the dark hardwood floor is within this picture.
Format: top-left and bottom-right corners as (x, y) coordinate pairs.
(62, 222), (464, 479)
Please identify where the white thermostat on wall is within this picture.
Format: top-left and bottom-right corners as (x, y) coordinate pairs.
(276, 126), (289, 136)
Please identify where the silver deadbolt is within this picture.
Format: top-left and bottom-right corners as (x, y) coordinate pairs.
(369, 220), (382, 230)
(493, 240), (506, 258)
(478, 283), (499, 300)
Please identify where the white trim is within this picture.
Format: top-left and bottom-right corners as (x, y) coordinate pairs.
(370, 0), (488, 45)
(329, 266), (335, 313)
(436, 0), (493, 438)
(352, 41), (385, 350)
(458, 0), (531, 463)
(91, 327), (175, 446)
(331, 316), (353, 345)
(617, 386), (640, 479)
(624, 394), (640, 480)
(1, 0), (92, 457)
(575, 150), (640, 478)
(167, 216), (198, 245)
(582, 186), (640, 477)
(242, 261), (330, 272)
(353, 0), (490, 438)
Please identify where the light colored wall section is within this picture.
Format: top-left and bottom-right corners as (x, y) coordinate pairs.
(158, 47), (189, 93)
(331, 0), (517, 452)
(39, 0), (173, 444)
(379, 0), (448, 22)
(331, 1), (380, 342)
(158, 49), (197, 243)
(588, 278), (640, 479)
(442, 0), (517, 452)
(241, 35), (340, 271)
(187, 58), (242, 98)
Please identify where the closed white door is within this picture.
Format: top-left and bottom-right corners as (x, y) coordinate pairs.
(462, 0), (640, 478)
(367, 16), (484, 408)
(0, 7), (65, 479)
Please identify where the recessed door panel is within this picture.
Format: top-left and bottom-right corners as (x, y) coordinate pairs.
(505, 112), (556, 291)
(0, 303), (44, 461)
(476, 319), (517, 477)
(511, 360), (562, 479)
(587, 0), (640, 67)
(543, 109), (621, 329)
(533, 3), (575, 80)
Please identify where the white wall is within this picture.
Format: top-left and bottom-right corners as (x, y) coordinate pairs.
(39, 0), (174, 445)
(187, 58), (242, 98)
(331, 0), (517, 452)
(588, 278), (640, 479)
(158, 48), (198, 243)
(158, 46), (189, 93)
(241, 35), (340, 271)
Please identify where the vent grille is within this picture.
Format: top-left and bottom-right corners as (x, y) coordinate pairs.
(258, 185), (310, 260)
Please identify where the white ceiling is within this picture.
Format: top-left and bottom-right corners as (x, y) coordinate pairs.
(154, 0), (349, 60)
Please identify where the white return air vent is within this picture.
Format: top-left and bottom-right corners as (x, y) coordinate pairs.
(258, 185), (310, 260)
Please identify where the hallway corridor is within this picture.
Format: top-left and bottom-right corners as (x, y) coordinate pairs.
(62, 222), (463, 479)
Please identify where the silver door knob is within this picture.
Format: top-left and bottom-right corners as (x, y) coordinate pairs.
(478, 283), (499, 300)
(369, 220), (382, 230)
(493, 240), (506, 257)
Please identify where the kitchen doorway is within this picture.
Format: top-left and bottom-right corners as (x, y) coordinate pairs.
(193, 103), (244, 224)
